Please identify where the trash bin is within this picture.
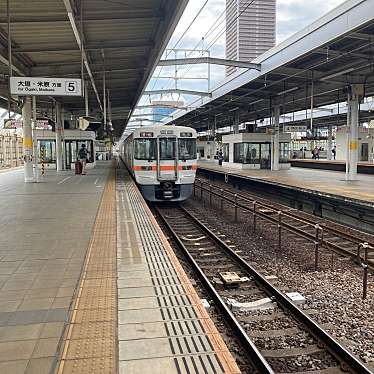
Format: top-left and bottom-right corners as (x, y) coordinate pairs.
(75, 161), (82, 175)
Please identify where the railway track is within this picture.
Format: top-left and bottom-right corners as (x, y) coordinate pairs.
(194, 178), (374, 273)
(156, 204), (371, 374)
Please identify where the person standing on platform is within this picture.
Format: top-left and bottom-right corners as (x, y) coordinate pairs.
(218, 150), (223, 166)
(316, 147), (320, 160)
(78, 144), (89, 175)
(332, 146), (336, 160)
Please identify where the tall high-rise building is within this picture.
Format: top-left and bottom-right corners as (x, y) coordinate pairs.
(226, 0), (276, 76)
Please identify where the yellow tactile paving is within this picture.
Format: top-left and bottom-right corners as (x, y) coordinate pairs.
(131, 180), (241, 374)
(56, 164), (117, 374)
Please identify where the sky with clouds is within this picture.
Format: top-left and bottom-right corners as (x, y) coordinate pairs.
(142, 0), (347, 109)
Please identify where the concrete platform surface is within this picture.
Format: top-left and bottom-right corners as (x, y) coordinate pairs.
(116, 166), (240, 374)
(198, 160), (374, 203)
(0, 163), (110, 373)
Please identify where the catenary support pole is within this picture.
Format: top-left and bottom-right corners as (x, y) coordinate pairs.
(346, 84), (363, 181)
(271, 105), (280, 171)
(22, 97), (34, 183)
(55, 102), (63, 172)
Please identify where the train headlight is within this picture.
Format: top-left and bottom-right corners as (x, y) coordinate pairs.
(140, 166), (153, 171)
(182, 165), (193, 170)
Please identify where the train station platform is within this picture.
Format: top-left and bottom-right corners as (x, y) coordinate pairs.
(290, 159), (374, 175)
(198, 160), (374, 205)
(0, 161), (239, 374)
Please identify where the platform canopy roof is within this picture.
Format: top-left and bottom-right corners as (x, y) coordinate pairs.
(0, 0), (187, 136)
(170, 0), (374, 132)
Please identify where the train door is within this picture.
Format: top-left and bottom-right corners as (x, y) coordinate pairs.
(157, 136), (178, 181)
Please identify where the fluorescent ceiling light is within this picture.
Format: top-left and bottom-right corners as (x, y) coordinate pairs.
(249, 99), (263, 105)
(276, 87), (299, 96)
(229, 107), (240, 112)
(320, 67), (355, 81)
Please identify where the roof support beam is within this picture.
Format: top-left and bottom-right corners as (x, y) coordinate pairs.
(62, 0), (102, 110)
(0, 11), (163, 24)
(136, 104), (187, 110)
(131, 112), (173, 118)
(314, 48), (370, 60)
(144, 88), (212, 97)
(13, 41), (154, 54)
(159, 57), (261, 71)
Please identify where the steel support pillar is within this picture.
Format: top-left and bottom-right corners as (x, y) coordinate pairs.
(327, 126), (333, 160)
(271, 105), (280, 171)
(61, 106), (65, 170)
(22, 97), (34, 183)
(32, 96), (39, 182)
(55, 102), (63, 172)
(85, 81), (89, 117)
(346, 84), (363, 181)
(233, 112), (239, 134)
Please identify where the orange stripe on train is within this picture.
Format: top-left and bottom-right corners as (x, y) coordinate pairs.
(133, 165), (197, 171)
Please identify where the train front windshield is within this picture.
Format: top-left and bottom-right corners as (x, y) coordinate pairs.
(159, 138), (176, 160)
(134, 139), (156, 160)
(134, 137), (196, 161)
(178, 139), (196, 160)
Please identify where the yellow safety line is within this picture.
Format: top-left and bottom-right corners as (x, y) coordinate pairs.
(56, 165), (116, 374)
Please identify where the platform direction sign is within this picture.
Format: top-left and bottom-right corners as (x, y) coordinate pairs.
(284, 125), (307, 132)
(10, 77), (82, 97)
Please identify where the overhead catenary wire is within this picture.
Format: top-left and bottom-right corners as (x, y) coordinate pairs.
(151, 0), (211, 91)
(161, 0), (257, 94)
(177, 38), (374, 127)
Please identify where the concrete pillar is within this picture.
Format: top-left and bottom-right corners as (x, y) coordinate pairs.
(22, 97), (34, 182)
(327, 126), (333, 160)
(271, 105), (280, 171)
(345, 84), (363, 181)
(233, 112), (239, 134)
(55, 102), (63, 172)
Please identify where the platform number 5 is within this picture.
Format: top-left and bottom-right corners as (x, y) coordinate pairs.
(65, 81), (77, 93)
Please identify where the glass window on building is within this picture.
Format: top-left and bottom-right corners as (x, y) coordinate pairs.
(279, 142), (290, 163)
(178, 139), (196, 160)
(223, 144), (229, 162)
(244, 143), (260, 164)
(234, 143), (244, 163)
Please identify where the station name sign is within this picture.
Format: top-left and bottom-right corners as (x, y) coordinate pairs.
(284, 125), (307, 133)
(10, 77), (82, 97)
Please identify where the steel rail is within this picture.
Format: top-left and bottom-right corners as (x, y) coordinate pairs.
(173, 204), (372, 374)
(155, 205), (275, 374)
(199, 178), (374, 247)
(195, 179), (374, 269)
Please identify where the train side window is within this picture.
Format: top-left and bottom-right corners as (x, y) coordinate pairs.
(178, 139), (196, 160)
(134, 139), (156, 160)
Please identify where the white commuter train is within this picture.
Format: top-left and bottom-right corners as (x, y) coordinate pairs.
(121, 125), (198, 202)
